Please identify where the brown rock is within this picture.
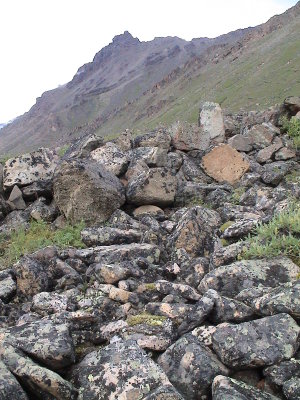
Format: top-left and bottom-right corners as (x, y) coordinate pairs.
(202, 144), (250, 184)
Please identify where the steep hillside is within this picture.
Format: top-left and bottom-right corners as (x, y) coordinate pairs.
(0, 1), (300, 155)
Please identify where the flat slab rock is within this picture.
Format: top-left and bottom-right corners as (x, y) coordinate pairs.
(212, 313), (300, 369)
(212, 375), (279, 400)
(71, 339), (182, 400)
(81, 226), (142, 247)
(202, 144), (250, 184)
(198, 257), (299, 297)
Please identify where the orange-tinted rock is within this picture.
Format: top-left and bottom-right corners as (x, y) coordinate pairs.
(202, 144), (250, 184)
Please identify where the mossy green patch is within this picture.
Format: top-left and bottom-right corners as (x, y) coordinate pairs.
(220, 221), (235, 233)
(127, 313), (166, 327)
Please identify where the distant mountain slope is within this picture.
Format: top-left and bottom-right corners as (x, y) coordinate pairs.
(0, 1), (299, 155)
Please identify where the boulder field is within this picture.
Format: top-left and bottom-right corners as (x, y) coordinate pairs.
(0, 99), (299, 399)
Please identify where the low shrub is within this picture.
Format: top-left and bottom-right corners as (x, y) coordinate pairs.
(280, 115), (300, 149)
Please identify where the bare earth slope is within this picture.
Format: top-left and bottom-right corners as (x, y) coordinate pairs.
(0, 1), (300, 155)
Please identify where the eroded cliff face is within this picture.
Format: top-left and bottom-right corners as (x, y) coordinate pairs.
(0, 98), (299, 399)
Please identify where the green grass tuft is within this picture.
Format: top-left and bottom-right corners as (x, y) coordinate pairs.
(58, 144), (70, 157)
(240, 202), (300, 265)
(0, 220), (86, 269)
(127, 313), (166, 327)
(280, 115), (300, 149)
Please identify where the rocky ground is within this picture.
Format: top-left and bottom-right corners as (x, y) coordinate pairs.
(0, 97), (299, 399)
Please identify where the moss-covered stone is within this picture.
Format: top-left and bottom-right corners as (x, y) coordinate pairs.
(127, 313), (166, 327)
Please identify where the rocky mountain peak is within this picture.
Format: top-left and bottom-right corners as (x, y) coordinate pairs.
(112, 30), (140, 46)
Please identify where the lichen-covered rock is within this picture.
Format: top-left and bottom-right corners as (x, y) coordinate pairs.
(71, 339), (179, 400)
(0, 343), (76, 400)
(90, 142), (129, 176)
(0, 270), (16, 302)
(199, 101), (225, 143)
(13, 256), (49, 299)
(53, 159), (125, 225)
(168, 206), (221, 257)
(202, 144), (250, 184)
(221, 218), (259, 239)
(212, 375), (279, 400)
(21, 179), (53, 201)
(212, 313), (300, 369)
(31, 292), (69, 315)
(133, 205), (164, 219)
(264, 359), (300, 386)
(171, 121), (210, 151)
(198, 258), (299, 297)
(228, 134), (253, 152)
(261, 161), (295, 185)
(145, 302), (194, 324)
(131, 146), (168, 167)
(0, 360), (29, 399)
(254, 281), (300, 319)
(246, 124), (276, 149)
(283, 377), (300, 400)
(29, 197), (58, 222)
(153, 280), (201, 301)
(134, 129), (171, 149)
(157, 333), (229, 399)
(76, 243), (160, 265)
(81, 226), (142, 247)
(2, 320), (75, 369)
(256, 138), (283, 163)
(126, 167), (176, 206)
(275, 147), (296, 160)
(3, 148), (59, 190)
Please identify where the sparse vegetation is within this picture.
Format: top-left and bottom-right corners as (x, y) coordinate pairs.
(220, 221), (235, 233)
(58, 144), (70, 157)
(280, 115), (300, 149)
(240, 202), (300, 265)
(0, 154), (13, 165)
(0, 220), (86, 268)
(230, 187), (246, 205)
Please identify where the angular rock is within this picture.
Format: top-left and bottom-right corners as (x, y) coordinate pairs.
(212, 375), (279, 400)
(131, 146), (168, 167)
(168, 206), (221, 257)
(199, 258), (299, 297)
(145, 302), (194, 324)
(254, 281), (300, 319)
(221, 218), (258, 239)
(158, 334), (229, 399)
(0, 270), (16, 302)
(154, 280), (201, 301)
(3, 148), (58, 190)
(7, 185), (26, 210)
(283, 96), (300, 115)
(256, 138), (283, 163)
(275, 147), (296, 160)
(134, 129), (171, 149)
(53, 159), (125, 225)
(115, 130), (133, 152)
(31, 292), (69, 315)
(88, 263), (133, 284)
(71, 339), (178, 400)
(212, 313), (300, 368)
(264, 359), (300, 386)
(0, 343), (76, 400)
(171, 121), (210, 151)
(13, 256), (49, 299)
(228, 134), (253, 152)
(29, 197), (58, 222)
(199, 101), (225, 143)
(21, 179), (53, 201)
(0, 360), (29, 400)
(90, 142), (129, 176)
(81, 226), (142, 247)
(247, 124), (275, 149)
(133, 205), (164, 219)
(126, 167), (176, 206)
(2, 320), (75, 369)
(202, 144), (250, 184)
(283, 377), (300, 400)
(261, 161), (294, 185)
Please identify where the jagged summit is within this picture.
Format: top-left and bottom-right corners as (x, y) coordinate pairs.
(112, 30), (140, 45)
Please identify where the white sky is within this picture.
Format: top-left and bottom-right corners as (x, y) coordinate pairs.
(0, 0), (297, 122)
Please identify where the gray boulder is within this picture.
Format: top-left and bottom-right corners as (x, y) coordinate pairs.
(157, 333), (229, 399)
(199, 101), (225, 143)
(90, 142), (129, 176)
(0, 270), (16, 302)
(53, 159), (125, 225)
(0, 360), (29, 399)
(264, 359), (300, 386)
(212, 313), (300, 369)
(126, 167), (176, 206)
(198, 258), (299, 297)
(81, 226), (142, 247)
(71, 339), (180, 400)
(283, 377), (300, 400)
(3, 148), (59, 190)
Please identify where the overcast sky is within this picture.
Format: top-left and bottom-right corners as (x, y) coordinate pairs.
(0, 0), (297, 122)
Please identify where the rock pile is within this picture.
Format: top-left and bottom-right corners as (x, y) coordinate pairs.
(0, 99), (299, 399)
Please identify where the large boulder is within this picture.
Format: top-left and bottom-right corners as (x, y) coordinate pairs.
(283, 96), (300, 116)
(53, 159), (125, 225)
(90, 142), (129, 176)
(199, 102), (225, 144)
(202, 144), (250, 184)
(71, 339), (182, 400)
(171, 121), (210, 151)
(126, 167), (176, 206)
(3, 148), (58, 190)
(134, 129), (171, 149)
(158, 333), (229, 399)
(212, 313), (299, 369)
(0, 361), (29, 400)
(198, 257), (299, 297)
